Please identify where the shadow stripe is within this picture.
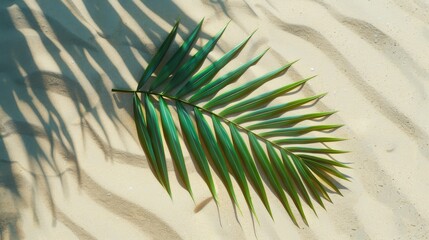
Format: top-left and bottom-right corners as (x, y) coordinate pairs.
(79, 170), (182, 240)
(56, 210), (97, 240)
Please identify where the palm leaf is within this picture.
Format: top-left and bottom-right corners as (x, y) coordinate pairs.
(112, 20), (348, 225)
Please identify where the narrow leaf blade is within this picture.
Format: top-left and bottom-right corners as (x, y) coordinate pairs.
(274, 137), (346, 145)
(176, 32), (255, 98)
(204, 61), (297, 110)
(144, 94), (171, 196)
(176, 102), (218, 202)
(150, 19), (204, 91)
(260, 124), (343, 138)
(229, 123), (273, 218)
(137, 20), (180, 90)
(163, 23), (229, 94)
(290, 154), (326, 208)
(307, 164), (343, 195)
(132, 94), (163, 187)
(212, 116), (256, 217)
(248, 111), (336, 130)
(298, 154), (350, 169)
(159, 97), (193, 198)
(221, 76), (313, 116)
(188, 49), (268, 103)
(280, 149), (315, 213)
(249, 134), (298, 225)
(194, 108), (240, 209)
(286, 147), (348, 154)
(234, 94), (326, 124)
(301, 157), (349, 180)
(266, 143), (307, 225)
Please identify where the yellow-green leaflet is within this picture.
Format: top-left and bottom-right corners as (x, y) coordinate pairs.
(249, 134), (298, 226)
(220, 76), (313, 117)
(204, 62), (297, 110)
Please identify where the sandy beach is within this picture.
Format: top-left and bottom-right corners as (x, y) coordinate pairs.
(1, 0), (428, 239)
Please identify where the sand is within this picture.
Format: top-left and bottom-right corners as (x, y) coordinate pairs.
(1, 0), (428, 239)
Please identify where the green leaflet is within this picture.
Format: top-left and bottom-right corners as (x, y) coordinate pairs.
(247, 111), (336, 130)
(229, 123), (272, 218)
(260, 124), (343, 138)
(144, 94), (171, 196)
(204, 62), (297, 110)
(266, 144), (307, 225)
(176, 102), (218, 203)
(286, 147), (348, 154)
(163, 23), (229, 94)
(249, 133), (298, 225)
(137, 20), (180, 90)
(132, 94), (163, 187)
(297, 154), (349, 169)
(112, 19), (348, 225)
(159, 97), (193, 198)
(292, 155), (337, 203)
(233, 94), (326, 124)
(150, 19), (204, 91)
(306, 163), (343, 195)
(220, 76), (314, 117)
(175, 32), (255, 98)
(280, 150), (315, 213)
(274, 137), (346, 145)
(296, 158), (332, 202)
(290, 154), (326, 208)
(188, 49), (268, 103)
(300, 156), (349, 181)
(194, 108), (239, 209)
(212, 116), (256, 218)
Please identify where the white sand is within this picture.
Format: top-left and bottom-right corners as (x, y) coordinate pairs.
(1, 0), (428, 239)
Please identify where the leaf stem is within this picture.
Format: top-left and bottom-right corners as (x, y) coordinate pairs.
(111, 89), (136, 93)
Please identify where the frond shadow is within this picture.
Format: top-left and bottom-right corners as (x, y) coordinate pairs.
(0, 0), (201, 238)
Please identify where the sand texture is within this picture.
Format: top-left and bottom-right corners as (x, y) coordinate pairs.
(1, 0), (428, 239)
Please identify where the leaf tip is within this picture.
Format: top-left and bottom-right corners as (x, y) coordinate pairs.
(307, 75), (317, 81)
(263, 47), (271, 54)
(327, 110), (338, 116)
(174, 17), (181, 25)
(289, 59), (300, 65)
(199, 17), (205, 25)
(250, 29), (258, 36)
(318, 92), (328, 98)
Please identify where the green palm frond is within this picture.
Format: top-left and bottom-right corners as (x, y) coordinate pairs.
(112, 19), (349, 226)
